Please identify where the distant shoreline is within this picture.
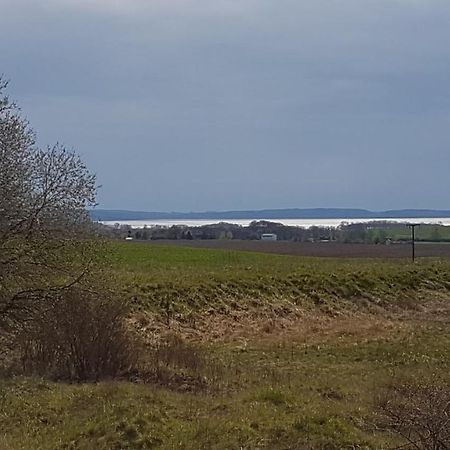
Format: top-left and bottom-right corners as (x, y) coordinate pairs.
(91, 208), (450, 222)
(99, 217), (450, 228)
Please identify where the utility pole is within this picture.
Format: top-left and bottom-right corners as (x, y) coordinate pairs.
(407, 223), (420, 262)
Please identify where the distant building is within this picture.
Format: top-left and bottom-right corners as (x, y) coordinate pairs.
(261, 233), (277, 241)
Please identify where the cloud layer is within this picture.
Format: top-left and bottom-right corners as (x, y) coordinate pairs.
(2, 0), (450, 210)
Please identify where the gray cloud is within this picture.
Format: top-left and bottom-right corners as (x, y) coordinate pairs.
(1, 0), (450, 211)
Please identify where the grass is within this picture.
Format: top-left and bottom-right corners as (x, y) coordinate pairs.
(110, 242), (450, 326)
(3, 242), (450, 449)
(3, 326), (450, 449)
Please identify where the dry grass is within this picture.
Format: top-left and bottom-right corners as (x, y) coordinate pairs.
(129, 290), (449, 347)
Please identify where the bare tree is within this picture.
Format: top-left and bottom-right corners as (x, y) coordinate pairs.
(0, 77), (97, 331)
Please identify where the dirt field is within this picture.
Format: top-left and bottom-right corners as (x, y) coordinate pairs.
(141, 239), (450, 258)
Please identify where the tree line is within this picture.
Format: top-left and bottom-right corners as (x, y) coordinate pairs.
(106, 220), (450, 244)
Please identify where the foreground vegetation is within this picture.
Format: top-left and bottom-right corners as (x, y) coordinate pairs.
(3, 243), (450, 449)
(5, 327), (450, 449)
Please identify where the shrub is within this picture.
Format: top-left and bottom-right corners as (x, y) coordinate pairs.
(376, 379), (450, 449)
(15, 287), (136, 382)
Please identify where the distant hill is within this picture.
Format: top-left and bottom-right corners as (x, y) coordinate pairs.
(90, 208), (450, 222)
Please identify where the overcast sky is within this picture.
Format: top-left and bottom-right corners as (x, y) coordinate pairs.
(2, 0), (450, 212)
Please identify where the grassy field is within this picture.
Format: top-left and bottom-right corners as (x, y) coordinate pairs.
(112, 243), (450, 330)
(2, 242), (450, 449)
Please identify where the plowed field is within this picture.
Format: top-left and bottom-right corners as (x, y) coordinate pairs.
(141, 240), (450, 258)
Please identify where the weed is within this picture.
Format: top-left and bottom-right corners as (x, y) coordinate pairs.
(256, 388), (287, 406)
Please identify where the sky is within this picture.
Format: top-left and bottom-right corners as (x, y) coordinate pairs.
(1, 0), (450, 212)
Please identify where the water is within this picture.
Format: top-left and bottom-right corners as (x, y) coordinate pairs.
(101, 217), (450, 228)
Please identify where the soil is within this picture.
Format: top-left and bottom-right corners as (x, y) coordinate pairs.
(139, 240), (450, 259)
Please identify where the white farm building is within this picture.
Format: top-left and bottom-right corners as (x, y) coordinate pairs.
(261, 233), (277, 241)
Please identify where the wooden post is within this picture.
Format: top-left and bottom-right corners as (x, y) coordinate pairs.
(407, 224), (420, 262)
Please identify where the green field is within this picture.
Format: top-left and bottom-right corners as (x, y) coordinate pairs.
(2, 243), (450, 449)
(370, 224), (450, 242)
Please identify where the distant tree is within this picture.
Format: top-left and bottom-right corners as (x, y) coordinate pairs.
(431, 226), (441, 242)
(142, 226), (149, 240)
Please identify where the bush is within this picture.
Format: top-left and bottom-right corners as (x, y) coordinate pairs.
(376, 379), (450, 449)
(15, 287), (136, 382)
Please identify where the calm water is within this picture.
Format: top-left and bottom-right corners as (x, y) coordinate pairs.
(102, 217), (450, 228)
